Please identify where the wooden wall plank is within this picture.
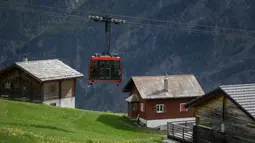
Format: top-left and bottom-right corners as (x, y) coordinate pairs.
(61, 79), (73, 98)
(193, 91), (255, 142)
(43, 81), (59, 100)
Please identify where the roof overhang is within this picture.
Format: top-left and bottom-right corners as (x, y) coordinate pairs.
(184, 88), (220, 108)
(125, 94), (139, 102)
(122, 78), (134, 92)
(0, 63), (45, 83)
(0, 63), (84, 83)
(0, 63), (16, 75)
(145, 95), (202, 100)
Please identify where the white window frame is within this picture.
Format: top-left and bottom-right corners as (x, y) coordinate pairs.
(156, 104), (164, 113)
(180, 103), (188, 112)
(140, 103), (144, 112)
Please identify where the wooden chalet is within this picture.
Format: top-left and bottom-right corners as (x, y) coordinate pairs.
(0, 58), (83, 108)
(185, 83), (255, 143)
(122, 74), (205, 128)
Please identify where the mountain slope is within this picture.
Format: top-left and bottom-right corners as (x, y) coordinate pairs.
(0, 99), (163, 143)
(0, 0), (255, 112)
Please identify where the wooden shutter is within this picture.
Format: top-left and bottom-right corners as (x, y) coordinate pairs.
(180, 103), (184, 112)
(140, 103), (144, 112)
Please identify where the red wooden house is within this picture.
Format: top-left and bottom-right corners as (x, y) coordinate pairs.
(122, 74), (204, 128)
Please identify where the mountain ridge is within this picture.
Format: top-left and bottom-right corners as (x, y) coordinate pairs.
(1, 0), (255, 112)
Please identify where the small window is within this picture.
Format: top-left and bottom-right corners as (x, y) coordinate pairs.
(140, 103), (144, 112)
(156, 104), (164, 113)
(4, 82), (11, 89)
(221, 122), (225, 132)
(180, 103), (188, 112)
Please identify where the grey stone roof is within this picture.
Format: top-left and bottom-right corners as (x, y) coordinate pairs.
(220, 84), (255, 119)
(14, 59), (83, 82)
(185, 83), (255, 120)
(123, 74), (204, 99)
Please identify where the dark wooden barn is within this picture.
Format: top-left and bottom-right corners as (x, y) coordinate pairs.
(185, 83), (255, 143)
(0, 58), (83, 108)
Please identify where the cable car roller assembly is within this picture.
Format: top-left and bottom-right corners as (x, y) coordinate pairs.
(88, 15), (125, 56)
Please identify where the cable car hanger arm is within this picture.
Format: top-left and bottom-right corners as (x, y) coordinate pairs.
(88, 15), (125, 56)
(103, 19), (111, 56)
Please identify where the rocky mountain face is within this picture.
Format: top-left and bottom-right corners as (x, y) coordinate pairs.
(1, 0), (255, 112)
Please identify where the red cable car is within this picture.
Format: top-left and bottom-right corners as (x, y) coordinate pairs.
(88, 55), (122, 85)
(87, 15), (125, 86)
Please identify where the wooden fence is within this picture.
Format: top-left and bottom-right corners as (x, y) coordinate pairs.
(167, 120), (195, 143)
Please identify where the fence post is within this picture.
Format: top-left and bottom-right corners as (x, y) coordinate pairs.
(193, 125), (196, 143)
(167, 122), (169, 137)
(172, 124), (174, 137)
(182, 127), (185, 142)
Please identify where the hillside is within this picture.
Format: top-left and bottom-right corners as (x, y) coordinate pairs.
(0, 99), (163, 143)
(1, 0), (255, 112)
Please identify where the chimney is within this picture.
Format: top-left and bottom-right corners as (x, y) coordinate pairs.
(164, 74), (168, 92)
(23, 54), (28, 62)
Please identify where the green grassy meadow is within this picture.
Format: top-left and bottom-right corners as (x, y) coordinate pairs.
(0, 99), (164, 143)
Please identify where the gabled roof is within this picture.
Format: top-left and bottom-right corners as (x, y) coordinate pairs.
(0, 59), (83, 82)
(185, 83), (255, 121)
(122, 74), (204, 99)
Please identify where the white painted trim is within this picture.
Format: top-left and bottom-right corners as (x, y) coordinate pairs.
(156, 104), (164, 113)
(140, 103), (144, 112)
(139, 117), (195, 128)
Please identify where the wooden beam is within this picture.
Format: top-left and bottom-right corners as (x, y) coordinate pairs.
(196, 116), (200, 125)
(59, 80), (62, 99)
(41, 84), (44, 102)
(73, 78), (76, 97)
(223, 96), (226, 121)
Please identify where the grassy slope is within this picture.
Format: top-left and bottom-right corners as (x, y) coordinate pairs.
(0, 99), (163, 143)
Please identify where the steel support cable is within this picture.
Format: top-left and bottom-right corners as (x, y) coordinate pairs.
(0, 4), (254, 39)
(1, 2), (255, 35)
(125, 22), (255, 39)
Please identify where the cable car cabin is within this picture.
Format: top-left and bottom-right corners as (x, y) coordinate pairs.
(88, 56), (122, 85)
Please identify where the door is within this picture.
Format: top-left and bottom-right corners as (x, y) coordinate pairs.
(23, 84), (32, 100)
(128, 102), (138, 118)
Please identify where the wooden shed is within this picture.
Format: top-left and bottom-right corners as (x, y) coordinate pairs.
(0, 58), (83, 108)
(122, 74), (204, 128)
(185, 83), (255, 142)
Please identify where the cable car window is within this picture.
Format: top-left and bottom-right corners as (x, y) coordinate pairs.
(97, 60), (110, 80)
(105, 61), (111, 79)
(111, 61), (120, 80)
(99, 61), (104, 78)
(90, 60), (99, 78)
(100, 60), (105, 68)
(89, 58), (121, 83)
